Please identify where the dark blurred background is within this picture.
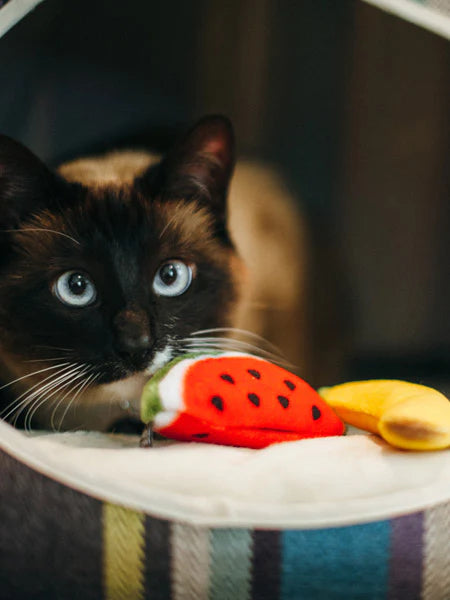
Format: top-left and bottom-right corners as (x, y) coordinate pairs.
(1, 0), (449, 386)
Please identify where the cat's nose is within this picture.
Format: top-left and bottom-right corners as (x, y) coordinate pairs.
(113, 309), (152, 359)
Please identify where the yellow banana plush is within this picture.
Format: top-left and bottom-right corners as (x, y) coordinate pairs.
(319, 380), (450, 451)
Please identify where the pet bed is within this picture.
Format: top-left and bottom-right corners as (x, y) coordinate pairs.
(0, 0), (43, 38)
(1, 0), (450, 41)
(0, 419), (449, 599)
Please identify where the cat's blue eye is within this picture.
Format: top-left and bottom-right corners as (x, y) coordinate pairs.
(152, 260), (193, 297)
(53, 271), (97, 307)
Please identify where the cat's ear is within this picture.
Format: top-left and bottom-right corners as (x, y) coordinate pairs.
(142, 115), (235, 216)
(0, 135), (59, 228)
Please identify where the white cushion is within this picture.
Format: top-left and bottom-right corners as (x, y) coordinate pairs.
(0, 419), (448, 528)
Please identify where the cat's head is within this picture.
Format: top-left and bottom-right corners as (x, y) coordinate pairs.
(0, 116), (241, 412)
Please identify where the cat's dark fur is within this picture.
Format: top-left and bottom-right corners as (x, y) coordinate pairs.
(0, 116), (240, 427)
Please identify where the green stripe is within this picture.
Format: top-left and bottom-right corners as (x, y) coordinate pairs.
(209, 528), (252, 600)
(103, 503), (145, 600)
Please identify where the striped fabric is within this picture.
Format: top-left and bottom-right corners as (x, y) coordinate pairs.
(1, 450), (449, 599)
(102, 505), (450, 600)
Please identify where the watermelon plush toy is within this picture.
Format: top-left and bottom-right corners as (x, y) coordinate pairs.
(140, 353), (345, 449)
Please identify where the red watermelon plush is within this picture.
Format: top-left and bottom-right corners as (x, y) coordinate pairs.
(140, 353), (344, 449)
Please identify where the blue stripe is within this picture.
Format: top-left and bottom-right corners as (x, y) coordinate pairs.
(281, 520), (391, 600)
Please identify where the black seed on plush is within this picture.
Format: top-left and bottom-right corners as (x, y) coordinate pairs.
(248, 369), (261, 379)
(277, 395), (289, 408)
(193, 433), (209, 438)
(312, 405), (321, 420)
(248, 393), (260, 406)
(211, 395), (224, 411)
(284, 379), (296, 391)
(220, 373), (235, 384)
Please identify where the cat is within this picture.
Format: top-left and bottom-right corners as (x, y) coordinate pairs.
(0, 115), (332, 432)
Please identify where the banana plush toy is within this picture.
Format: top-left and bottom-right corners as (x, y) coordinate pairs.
(319, 380), (450, 451)
(140, 354), (450, 451)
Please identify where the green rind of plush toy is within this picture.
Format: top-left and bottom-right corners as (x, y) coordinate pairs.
(140, 352), (219, 424)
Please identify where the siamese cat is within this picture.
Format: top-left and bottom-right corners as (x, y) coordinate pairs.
(0, 115), (334, 432)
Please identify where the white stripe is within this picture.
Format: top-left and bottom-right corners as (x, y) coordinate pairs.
(154, 410), (177, 429)
(171, 522), (210, 600)
(157, 359), (194, 413)
(423, 502), (450, 600)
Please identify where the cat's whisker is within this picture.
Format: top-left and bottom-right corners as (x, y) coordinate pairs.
(25, 375), (81, 432)
(181, 339), (296, 369)
(190, 327), (278, 349)
(47, 379), (76, 431)
(35, 344), (74, 354)
(11, 364), (81, 417)
(57, 372), (98, 432)
(14, 372), (75, 430)
(9, 365), (85, 430)
(182, 335), (292, 364)
(0, 363), (77, 419)
(50, 368), (93, 431)
(0, 362), (71, 392)
(57, 370), (94, 424)
(24, 357), (71, 363)
(185, 333), (281, 355)
(12, 364), (85, 429)
(61, 372), (101, 433)
(24, 366), (91, 432)
(1, 228), (81, 246)
(25, 381), (65, 432)
(23, 377), (72, 432)
(68, 370), (103, 432)
(189, 327), (285, 356)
